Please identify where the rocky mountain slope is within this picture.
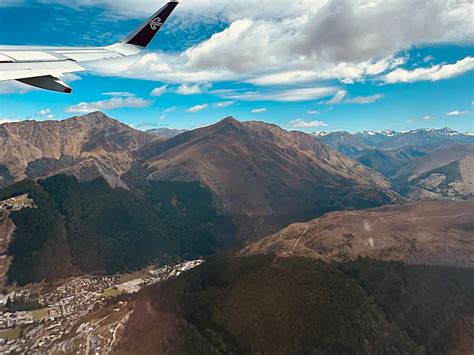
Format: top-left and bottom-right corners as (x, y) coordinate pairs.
(138, 117), (398, 237)
(394, 144), (474, 199)
(242, 198), (474, 268)
(0, 112), (157, 188)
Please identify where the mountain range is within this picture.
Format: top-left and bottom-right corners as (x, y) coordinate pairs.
(1, 114), (473, 353)
(314, 128), (474, 155)
(137, 117), (397, 237)
(0, 113), (398, 284)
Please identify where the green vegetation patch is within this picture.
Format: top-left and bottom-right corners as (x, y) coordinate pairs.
(0, 164), (14, 188)
(118, 256), (474, 355)
(0, 328), (21, 340)
(103, 287), (125, 298)
(31, 308), (49, 320)
(2, 176), (233, 285)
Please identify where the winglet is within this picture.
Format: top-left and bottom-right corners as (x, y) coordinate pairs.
(121, 1), (179, 48)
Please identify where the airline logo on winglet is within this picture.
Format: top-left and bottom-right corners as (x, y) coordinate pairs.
(150, 17), (163, 30)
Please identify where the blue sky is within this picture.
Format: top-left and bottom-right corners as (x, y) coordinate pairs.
(0, 0), (473, 133)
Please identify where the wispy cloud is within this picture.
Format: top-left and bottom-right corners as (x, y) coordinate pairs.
(289, 119), (327, 128)
(165, 106), (178, 113)
(187, 103), (209, 113)
(65, 97), (153, 113)
(383, 57), (474, 83)
(418, 115), (435, 121)
(102, 92), (135, 97)
(215, 87), (337, 102)
(323, 91), (383, 105)
(150, 85), (168, 97)
(36, 108), (51, 116)
(251, 108), (267, 113)
(324, 90), (347, 105)
(345, 94), (383, 104)
(213, 101), (234, 108)
(446, 110), (469, 116)
(307, 110), (320, 115)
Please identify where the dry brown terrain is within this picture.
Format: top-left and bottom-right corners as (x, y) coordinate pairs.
(242, 198), (474, 267)
(141, 117), (398, 237)
(396, 143), (474, 181)
(0, 112), (157, 188)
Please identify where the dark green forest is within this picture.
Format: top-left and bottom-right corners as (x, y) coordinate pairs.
(118, 256), (474, 354)
(0, 176), (232, 285)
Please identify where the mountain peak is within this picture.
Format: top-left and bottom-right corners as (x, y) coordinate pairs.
(66, 111), (120, 125)
(219, 116), (240, 125)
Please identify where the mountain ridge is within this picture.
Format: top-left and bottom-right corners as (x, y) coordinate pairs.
(0, 112), (158, 188)
(137, 116), (398, 238)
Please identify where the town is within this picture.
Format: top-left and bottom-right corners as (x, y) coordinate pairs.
(0, 259), (204, 354)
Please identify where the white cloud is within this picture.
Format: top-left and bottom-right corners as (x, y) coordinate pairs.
(251, 108), (267, 113)
(45, 114), (55, 120)
(83, 0), (473, 88)
(446, 110), (469, 116)
(175, 83), (210, 95)
(418, 115), (435, 121)
(290, 119), (327, 128)
(39, 0), (324, 20)
(102, 92), (135, 97)
(0, 0), (24, 7)
(160, 114), (166, 120)
(36, 108), (51, 116)
(0, 81), (36, 94)
(165, 106), (177, 113)
(150, 85), (168, 97)
(187, 104), (209, 113)
(307, 110), (320, 115)
(215, 87), (337, 102)
(325, 90), (347, 105)
(383, 56), (474, 83)
(213, 101), (234, 108)
(65, 97), (153, 113)
(345, 94), (383, 104)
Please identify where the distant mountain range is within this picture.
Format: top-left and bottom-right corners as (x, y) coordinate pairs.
(313, 128), (474, 156)
(312, 128), (474, 200)
(146, 127), (187, 139)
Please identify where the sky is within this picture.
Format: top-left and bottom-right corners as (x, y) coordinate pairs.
(0, 0), (473, 133)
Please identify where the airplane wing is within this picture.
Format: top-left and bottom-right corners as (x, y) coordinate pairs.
(0, 1), (179, 93)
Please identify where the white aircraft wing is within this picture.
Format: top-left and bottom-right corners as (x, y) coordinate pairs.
(0, 1), (178, 93)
